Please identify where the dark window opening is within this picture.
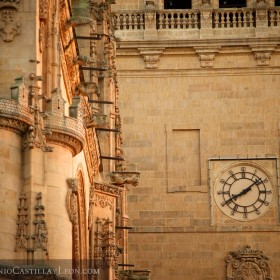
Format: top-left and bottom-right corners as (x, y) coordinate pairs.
(276, 0), (280, 6)
(219, 0), (246, 8)
(164, 0), (192, 9)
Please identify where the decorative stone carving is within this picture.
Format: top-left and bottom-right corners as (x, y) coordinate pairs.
(73, 55), (95, 66)
(250, 45), (275, 66)
(256, 0), (268, 7)
(93, 218), (103, 268)
(15, 193), (29, 251)
(108, 171), (141, 187)
(84, 127), (100, 183)
(138, 48), (165, 69)
(77, 82), (100, 97)
(200, 9), (212, 29)
(92, 218), (117, 269)
(39, 0), (49, 20)
(102, 218), (117, 268)
(94, 182), (123, 196)
(94, 193), (115, 209)
(226, 245), (272, 280)
(32, 192), (48, 252)
(66, 174), (87, 271)
(86, 114), (108, 128)
(194, 46), (221, 68)
(39, 0), (49, 52)
(65, 16), (94, 28)
(0, 0), (20, 42)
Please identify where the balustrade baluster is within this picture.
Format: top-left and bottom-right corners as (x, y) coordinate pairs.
(139, 14), (144, 29)
(115, 14), (120, 30)
(170, 12), (175, 29)
(127, 14), (131, 29)
(233, 12), (237, 27)
(193, 12), (198, 28)
(221, 13), (225, 28)
(246, 11), (252, 27)
(226, 12), (230, 28)
(214, 13), (219, 28)
(276, 10), (280, 26)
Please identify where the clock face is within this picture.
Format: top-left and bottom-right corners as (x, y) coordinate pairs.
(213, 163), (274, 221)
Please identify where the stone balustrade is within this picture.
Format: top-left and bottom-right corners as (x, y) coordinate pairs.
(112, 6), (280, 39)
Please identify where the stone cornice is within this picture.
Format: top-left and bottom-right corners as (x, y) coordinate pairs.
(0, 99), (33, 134)
(116, 37), (280, 51)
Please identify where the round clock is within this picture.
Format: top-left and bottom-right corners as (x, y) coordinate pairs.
(213, 163), (274, 221)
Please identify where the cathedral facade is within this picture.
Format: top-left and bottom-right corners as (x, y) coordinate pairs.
(112, 0), (280, 279)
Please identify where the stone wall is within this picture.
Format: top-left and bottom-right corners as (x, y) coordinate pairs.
(116, 28), (280, 279)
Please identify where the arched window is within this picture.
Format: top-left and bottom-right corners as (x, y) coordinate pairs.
(219, 0), (246, 8)
(164, 0), (192, 9)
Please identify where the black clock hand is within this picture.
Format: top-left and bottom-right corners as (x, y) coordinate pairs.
(233, 178), (262, 200)
(223, 178), (262, 205)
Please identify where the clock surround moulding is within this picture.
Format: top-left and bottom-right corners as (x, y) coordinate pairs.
(208, 156), (279, 225)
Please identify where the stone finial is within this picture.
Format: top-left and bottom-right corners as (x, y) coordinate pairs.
(32, 192), (48, 252)
(10, 76), (29, 106)
(69, 96), (83, 119)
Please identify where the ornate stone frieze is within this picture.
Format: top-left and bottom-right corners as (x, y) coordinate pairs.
(59, 2), (81, 98)
(94, 182), (123, 196)
(226, 245), (272, 280)
(108, 171), (141, 187)
(194, 46), (221, 68)
(84, 127), (100, 183)
(138, 48), (165, 69)
(15, 193), (29, 252)
(0, 0), (20, 42)
(32, 192), (48, 252)
(46, 130), (83, 156)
